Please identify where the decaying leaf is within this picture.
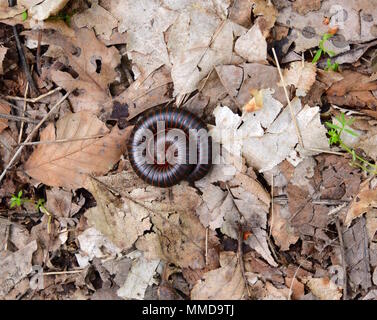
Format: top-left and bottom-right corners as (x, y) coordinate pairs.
(190, 251), (245, 300)
(24, 28), (121, 113)
(306, 277), (342, 300)
(282, 61), (317, 97)
(85, 178), (152, 251)
(343, 217), (372, 292)
(0, 240), (37, 297)
(25, 112), (132, 189)
(0, 101), (10, 134)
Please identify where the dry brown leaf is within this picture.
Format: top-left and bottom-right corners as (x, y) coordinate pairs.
(112, 65), (173, 121)
(45, 187), (75, 218)
(0, 101), (10, 134)
(0, 240), (37, 297)
(85, 178), (152, 251)
(0, 46), (7, 74)
(270, 203), (299, 251)
(292, 0), (321, 15)
(29, 0), (70, 21)
(25, 112), (131, 189)
(73, 1), (117, 40)
(345, 178), (377, 227)
(306, 277), (342, 300)
(282, 61), (316, 97)
(285, 277), (305, 300)
(0, 3), (25, 20)
(252, 0), (278, 36)
(25, 28), (121, 113)
(190, 251), (245, 300)
(234, 23), (267, 63)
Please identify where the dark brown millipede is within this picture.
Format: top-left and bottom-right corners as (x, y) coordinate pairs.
(127, 106), (212, 187)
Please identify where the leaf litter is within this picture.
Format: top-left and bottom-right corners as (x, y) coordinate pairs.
(1, 0), (377, 301)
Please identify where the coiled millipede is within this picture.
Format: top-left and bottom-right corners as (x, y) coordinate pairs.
(127, 106), (212, 187)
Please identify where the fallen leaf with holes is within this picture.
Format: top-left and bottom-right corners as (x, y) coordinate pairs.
(282, 61), (316, 97)
(117, 250), (160, 300)
(73, 1), (117, 40)
(234, 23), (267, 63)
(0, 240), (37, 297)
(345, 178), (377, 227)
(305, 277), (342, 300)
(191, 251), (245, 300)
(0, 101), (10, 134)
(25, 112), (132, 189)
(29, 0), (70, 21)
(24, 28), (121, 113)
(84, 178), (152, 250)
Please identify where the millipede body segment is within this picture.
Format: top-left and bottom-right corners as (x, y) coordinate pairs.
(127, 107), (212, 187)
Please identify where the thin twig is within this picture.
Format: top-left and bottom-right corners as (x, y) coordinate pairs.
(36, 29), (42, 76)
(2, 86), (62, 103)
(238, 225), (251, 298)
(18, 81), (29, 144)
(20, 135), (104, 146)
(272, 47), (305, 149)
(0, 113), (38, 124)
(42, 269), (85, 276)
(0, 91), (71, 184)
(335, 218), (348, 300)
(269, 175), (274, 237)
(12, 25), (38, 94)
(0, 98), (33, 117)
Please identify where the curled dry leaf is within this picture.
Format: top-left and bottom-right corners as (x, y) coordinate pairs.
(281, 61), (316, 97)
(29, 0), (70, 21)
(190, 251), (245, 300)
(305, 277), (342, 300)
(345, 178), (377, 227)
(0, 101), (10, 134)
(25, 112), (132, 189)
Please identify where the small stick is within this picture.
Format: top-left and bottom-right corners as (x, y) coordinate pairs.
(36, 29), (42, 75)
(0, 99), (33, 117)
(42, 269), (85, 276)
(205, 227), (209, 266)
(335, 218), (348, 300)
(18, 81), (29, 144)
(12, 25), (38, 94)
(269, 175), (274, 237)
(238, 226), (251, 298)
(2, 86), (62, 103)
(0, 91), (71, 184)
(20, 135), (104, 146)
(272, 47), (305, 149)
(0, 113), (38, 124)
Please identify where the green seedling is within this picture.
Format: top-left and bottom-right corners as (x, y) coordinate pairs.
(312, 33), (339, 71)
(9, 192), (53, 233)
(326, 113), (377, 175)
(47, 10), (75, 26)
